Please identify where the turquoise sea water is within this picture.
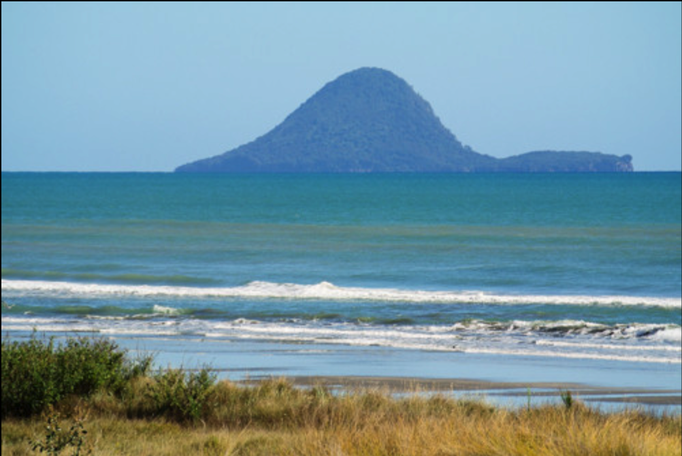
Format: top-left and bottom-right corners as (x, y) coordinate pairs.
(2, 172), (680, 394)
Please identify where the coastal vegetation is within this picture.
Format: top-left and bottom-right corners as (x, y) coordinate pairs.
(2, 335), (680, 455)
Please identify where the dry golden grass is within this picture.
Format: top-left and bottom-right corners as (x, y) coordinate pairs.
(2, 378), (680, 456)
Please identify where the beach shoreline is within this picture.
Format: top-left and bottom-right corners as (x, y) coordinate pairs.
(3, 333), (680, 455)
(242, 375), (682, 407)
(5, 329), (680, 411)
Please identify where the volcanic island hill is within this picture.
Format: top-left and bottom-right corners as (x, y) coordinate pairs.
(175, 68), (633, 173)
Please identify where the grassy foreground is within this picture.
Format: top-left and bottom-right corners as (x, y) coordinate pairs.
(2, 336), (681, 456)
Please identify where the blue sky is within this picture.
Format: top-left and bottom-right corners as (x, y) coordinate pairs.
(2, 2), (680, 171)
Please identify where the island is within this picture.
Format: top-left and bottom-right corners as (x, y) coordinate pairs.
(175, 68), (633, 173)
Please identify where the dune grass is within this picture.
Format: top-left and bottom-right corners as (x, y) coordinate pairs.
(2, 335), (680, 455)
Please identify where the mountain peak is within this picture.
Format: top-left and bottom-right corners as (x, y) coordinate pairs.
(176, 69), (633, 173)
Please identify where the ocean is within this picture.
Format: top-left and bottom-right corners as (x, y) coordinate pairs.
(2, 172), (680, 404)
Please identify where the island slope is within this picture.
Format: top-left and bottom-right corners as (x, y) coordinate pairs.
(176, 68), (633, 173)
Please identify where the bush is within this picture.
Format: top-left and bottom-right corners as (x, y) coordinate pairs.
(146, 368), (216, 423)
(30, 406), (92, 456)
(1, 334), (152, 419)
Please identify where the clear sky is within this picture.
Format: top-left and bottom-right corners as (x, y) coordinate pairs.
(2, 2), (680, 171)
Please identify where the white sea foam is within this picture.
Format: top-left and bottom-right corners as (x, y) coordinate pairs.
(98, 328), (178, 336)
(152, 304), (183, 315)
(535, 340), (682, 352)
(650, 327), (682, 343)
(3, 313), (680, 364)
(211, 326), (680, 363)
(2, 279), (680, 308)
(446, 319), (681, 341)
(2, 322), (98, 333)
(2, 316), (69, 325)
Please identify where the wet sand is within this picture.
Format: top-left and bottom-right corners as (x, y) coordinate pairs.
(241, 375), (682, 407)
(101, 335), (681, 409)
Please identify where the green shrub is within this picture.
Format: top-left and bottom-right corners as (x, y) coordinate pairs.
(560, 389), (574, 410)
(1, 334), (152, 419)
(30, 406), (92, 456)
(146, 368), (216, 423)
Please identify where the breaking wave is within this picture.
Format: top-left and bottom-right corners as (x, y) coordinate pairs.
(2, 279), (680, 308)
(2, 314), (679, 364)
